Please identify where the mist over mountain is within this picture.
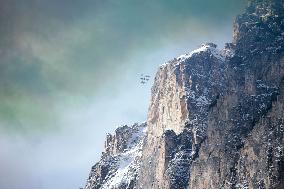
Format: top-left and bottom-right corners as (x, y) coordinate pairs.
(0, 1), (248, 189)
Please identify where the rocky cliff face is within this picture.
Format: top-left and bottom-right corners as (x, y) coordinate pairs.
(84, 0), (284, 188)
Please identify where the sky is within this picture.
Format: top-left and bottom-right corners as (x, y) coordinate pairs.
(0, 0), (247, 188)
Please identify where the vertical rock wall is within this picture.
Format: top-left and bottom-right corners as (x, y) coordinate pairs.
(138, 0), (284, 188)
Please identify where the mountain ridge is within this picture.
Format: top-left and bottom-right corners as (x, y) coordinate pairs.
(84, 0), (284, 188)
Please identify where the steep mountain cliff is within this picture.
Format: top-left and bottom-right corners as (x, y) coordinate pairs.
(84, 0), (284, 188)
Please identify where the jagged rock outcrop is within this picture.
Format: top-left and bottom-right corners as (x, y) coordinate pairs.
(84, 0), (284, 188)
(84, 123), (146, 189)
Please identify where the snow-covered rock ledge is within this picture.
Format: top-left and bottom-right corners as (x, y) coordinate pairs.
(161, 42), (235, 68)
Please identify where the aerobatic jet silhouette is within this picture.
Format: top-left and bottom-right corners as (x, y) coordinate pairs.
(140, 74), (150, 84)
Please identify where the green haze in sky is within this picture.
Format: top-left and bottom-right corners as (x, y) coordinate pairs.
(0, 1), (250, 189)
(0, 0), (246, 131)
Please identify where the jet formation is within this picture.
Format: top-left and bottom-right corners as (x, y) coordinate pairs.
(140, 74), (150, 84)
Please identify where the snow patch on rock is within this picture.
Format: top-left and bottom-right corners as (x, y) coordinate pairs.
(101, 125), (146, 189)
(84, 123), (147, 189)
